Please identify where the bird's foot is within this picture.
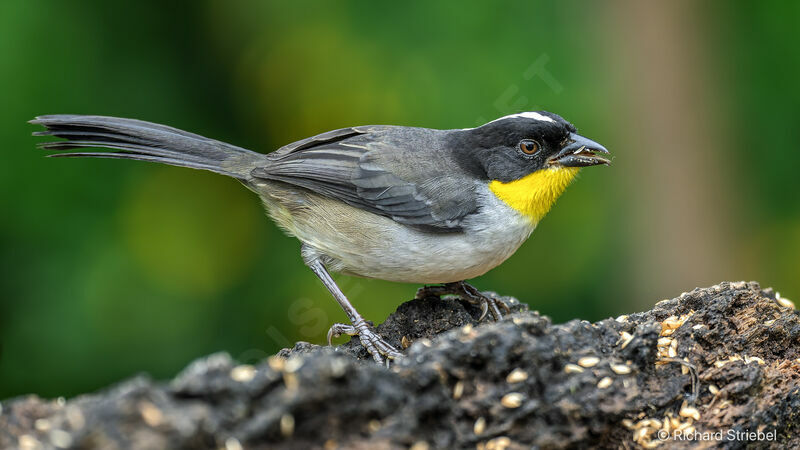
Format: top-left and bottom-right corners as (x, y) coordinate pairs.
(327, 320), (403, 364)
(416, 281), (510, 321)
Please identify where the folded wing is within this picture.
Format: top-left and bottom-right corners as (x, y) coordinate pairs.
(253, 126), (477, 230)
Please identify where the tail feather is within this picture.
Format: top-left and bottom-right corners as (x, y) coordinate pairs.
(31, 115), (262, 179)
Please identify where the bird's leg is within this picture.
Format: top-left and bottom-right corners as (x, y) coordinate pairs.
(303, 250), (402, 364)
(416, 281), (510, 321)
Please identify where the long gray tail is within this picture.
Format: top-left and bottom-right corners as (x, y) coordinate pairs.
(31, 115), (263, 180)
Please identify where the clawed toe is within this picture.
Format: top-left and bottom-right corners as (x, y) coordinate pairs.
(479, 293), (511, 321)
(418, 281), (510, 321)
(416, 284), (448, 300)
(467, 291), (508, 321)
(327, 321), (402, 364)
(327, 323), (357, 346)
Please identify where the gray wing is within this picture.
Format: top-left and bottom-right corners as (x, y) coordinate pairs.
(252, 126), (478, 230)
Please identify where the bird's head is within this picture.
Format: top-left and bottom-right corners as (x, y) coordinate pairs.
(453, 111), (610, 222)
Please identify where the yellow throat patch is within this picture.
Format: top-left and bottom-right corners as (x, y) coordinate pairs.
(489, 167), (580, 223)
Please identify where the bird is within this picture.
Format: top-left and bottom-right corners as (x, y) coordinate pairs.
(31, 111), (610, 363)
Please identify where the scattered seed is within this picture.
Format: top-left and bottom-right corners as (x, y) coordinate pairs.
(453, 381), (464, 400)
(230, 364), (257, 382)
(329, 358), (348, 378)
(401, 335), (411, 349)
(474, 416), (486, 435)
(280, 413), (295, 437)
(139, 401), (163, 427)
(744, 355), (765, 365)
(619, 331), (634, 349)
(564, 364), (584, 374)
(267, 356), (285, 372)
(34, 419), (51, 431)
(506, 368), (528, 384)
(18, 435), (41, 450)
(284, 357), (304, 373)
(578, 356), (600, 368)
(763, 319), (776, 326)
(616, 315), (629, 323)
(776, 294), (795, 309)
(692, 324), (705, 330)
(611, 364), (631, 375)
(501, 392), (524, 408)
(658, 337), (672, 346)
(659, 311), (695, 338)
(708, 384), (719, 395)
(225, 437), (243, 450)
(597, 377), (613, 389)
(283, 373), (299, 391)
(663, 339), (678, 358)
(485, 436), (511, 450)
(661, 316), (681, 330)
(65, 407), (85, 430)
(368, 419), (381, 433)
(49, 429), (73, 449)
(679, 403), (700, 421)
(714, 355), (742, 368)
(409, 441), (430, 450)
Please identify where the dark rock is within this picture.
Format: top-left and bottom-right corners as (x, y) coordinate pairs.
(1, 282), (798, 449)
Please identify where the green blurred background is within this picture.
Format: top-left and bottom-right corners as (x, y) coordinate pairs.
(1, 1), (798, 399)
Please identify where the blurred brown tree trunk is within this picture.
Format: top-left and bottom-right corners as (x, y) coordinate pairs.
(602, 0), (737, 302)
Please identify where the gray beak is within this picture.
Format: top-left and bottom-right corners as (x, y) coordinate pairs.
(549, 132), (610, 167)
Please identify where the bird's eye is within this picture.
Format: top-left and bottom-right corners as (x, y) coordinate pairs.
(519, 139), (540, 155)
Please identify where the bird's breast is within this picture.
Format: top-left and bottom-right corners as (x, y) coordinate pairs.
(255, 181), (538, 283)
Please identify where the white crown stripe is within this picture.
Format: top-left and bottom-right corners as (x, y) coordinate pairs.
(488, 112), (555, 124)
(459, 111), (556, 130)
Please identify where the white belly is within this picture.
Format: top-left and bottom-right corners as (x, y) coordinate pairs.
(256, 182), (536, 283)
